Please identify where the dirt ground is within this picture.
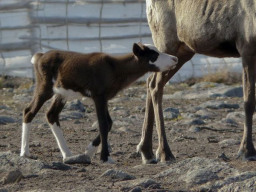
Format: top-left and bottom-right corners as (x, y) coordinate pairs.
(0, 76), (256, 191)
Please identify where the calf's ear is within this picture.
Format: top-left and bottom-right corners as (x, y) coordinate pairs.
(133, 43), (144, 57)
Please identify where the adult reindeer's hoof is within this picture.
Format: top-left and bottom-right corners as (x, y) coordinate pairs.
(156, 148), (176, 164)
(237, 146), (256, 161)
(64, 154), (91, 164)
(136, 144), (156, 164)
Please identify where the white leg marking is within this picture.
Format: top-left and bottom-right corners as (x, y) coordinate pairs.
(49, 123), (72, 159)
(84, 142), (97, 159)
(20, 123), (31, 157)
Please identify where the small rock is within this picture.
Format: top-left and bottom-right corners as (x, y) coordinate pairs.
(0, 116), (16, 124)
(76, 168), (86, 173)
(129, 187), (142, 192)
(65, 99), (85, 112)
(133, 178), (158, 188)
(112, 106), (123, 111)
(180, 168), (219, 186)
(207, 136), (219, 143)
(49, 162), (72, 170)
(182, 118), (205, 126)
(218, 139), (240, 148)
(189, 126), (201, 133)
(226, 111), (244, 121)
(189, 119), (205, 126)
(163, 107), (180, 120)
(118, 178), (159, 191)
(118, 127), (136, 133)
(221, 118), (238, 126)
(218, 153), (230, 162)
(199, 101), (240, 109)
(100, 169), (135, 181)
(2, 169), (23, 185)
(0, 105), (9, 110)
(64, 154), (91, 164)
(60, 111), (84, 120)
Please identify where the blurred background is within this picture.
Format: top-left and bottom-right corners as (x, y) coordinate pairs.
(0, 0), (242, 82)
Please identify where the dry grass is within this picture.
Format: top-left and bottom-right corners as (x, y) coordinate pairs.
(0, 76), (33, 89)
(185, 71), (242, 86)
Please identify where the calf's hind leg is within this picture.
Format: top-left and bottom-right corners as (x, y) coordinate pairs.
(21, 89), (53, 157)
(46, 94), (72, 161)
(47, 95), (91, 164)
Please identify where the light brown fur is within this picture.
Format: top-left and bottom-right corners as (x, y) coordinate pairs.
(137, 0), (256, 163)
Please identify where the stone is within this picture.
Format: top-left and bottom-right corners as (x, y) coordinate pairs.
(49, 162), (72, 170)
(117, 178), (159, 191)
(0, 116), (16, 124)
(100, 169), (135, 181)
(60, 111), (84, 120)
(218, 139), (240, 148)
(211, 171), (256, 191)
(1, 169), (23, 185)
(65, 99), (85, 112)
(180, 168), (219, 186)
(199, 100), (239, 109)
(64, 154), (91, 164)
(0, 151), (48, 175)
(163, 107), (180, 120)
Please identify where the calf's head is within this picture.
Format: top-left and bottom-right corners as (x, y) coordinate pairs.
(133, 43), (178, 72)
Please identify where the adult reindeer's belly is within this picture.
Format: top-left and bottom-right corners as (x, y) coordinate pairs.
(175, 0), (240, 57)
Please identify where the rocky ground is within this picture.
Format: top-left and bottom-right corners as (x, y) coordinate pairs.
(0, 76), (256, 192)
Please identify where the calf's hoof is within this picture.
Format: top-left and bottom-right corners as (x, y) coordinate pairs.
(102, 156), (115, 164)
(237, 151), (256, 161)
(20, 153), (37, 160)
(64, 154), (91, 164)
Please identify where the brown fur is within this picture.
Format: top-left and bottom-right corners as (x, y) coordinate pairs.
(137, 0), (256, 163)
(22, 43), (176, 162)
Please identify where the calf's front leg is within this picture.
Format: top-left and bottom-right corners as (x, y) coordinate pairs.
(93, 95), (114, 163)
(85, 111), (112, 159)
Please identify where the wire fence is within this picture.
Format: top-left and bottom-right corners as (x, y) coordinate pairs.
(0, 0), (242, 82)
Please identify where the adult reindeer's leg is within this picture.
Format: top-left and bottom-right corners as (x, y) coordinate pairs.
(138, 53), (194, 163)
(137, 75), (156, 164)
(238, 55), (256, 160)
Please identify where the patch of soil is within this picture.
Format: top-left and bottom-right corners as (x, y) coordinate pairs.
(0, 77), (256, 191)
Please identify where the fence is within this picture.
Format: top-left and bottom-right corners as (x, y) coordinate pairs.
(0, 0), (242, 82)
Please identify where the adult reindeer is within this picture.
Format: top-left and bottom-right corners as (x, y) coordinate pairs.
(137, 0), (256, 164)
